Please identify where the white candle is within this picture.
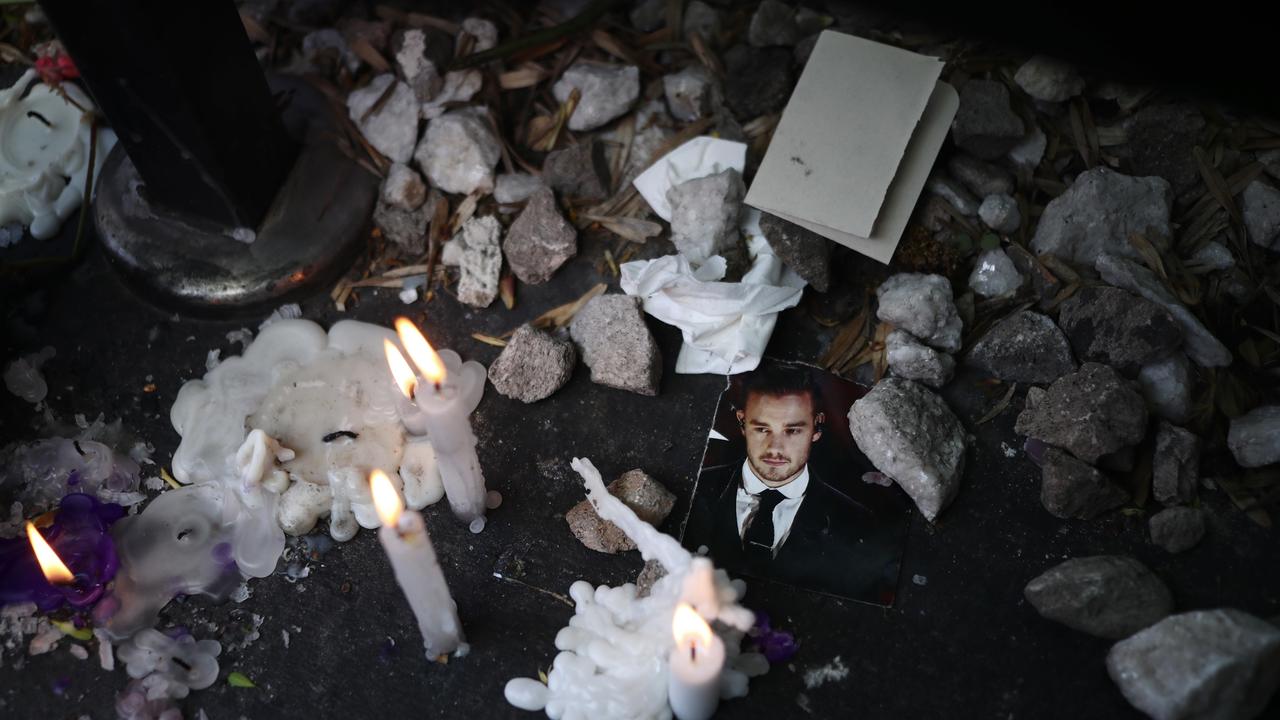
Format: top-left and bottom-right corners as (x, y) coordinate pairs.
(384, 318), (493, 532)
(668, 603), (725, 720)
(370, 469), (464, 659)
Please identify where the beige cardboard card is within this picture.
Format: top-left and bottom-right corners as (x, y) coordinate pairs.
(744, 31), (960, 264)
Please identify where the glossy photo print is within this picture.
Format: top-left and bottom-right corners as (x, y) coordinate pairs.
(680, 360), (912, 605)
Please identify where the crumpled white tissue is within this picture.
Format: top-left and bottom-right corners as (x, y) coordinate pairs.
(632, 136), (747, 221)
(621, 217), (805, 375)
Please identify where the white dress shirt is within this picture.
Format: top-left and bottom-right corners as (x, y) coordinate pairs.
(734, 460), (809, 554)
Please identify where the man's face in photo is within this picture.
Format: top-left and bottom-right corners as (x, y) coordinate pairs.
(737, 391), (824, 486)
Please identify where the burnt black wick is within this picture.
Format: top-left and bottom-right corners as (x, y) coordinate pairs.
(322, 430), (359, 442)
(26, 111), (52, 128)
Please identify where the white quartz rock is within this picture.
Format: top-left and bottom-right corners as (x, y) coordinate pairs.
(553, 61), (641, 131)
(347, 74), (419, 164)
(886, 330), (955, 389)
(849, 378), (966, 521)
(415, 106), (501, 195)
(461, 18), (498, 52)
(1014, 55), (1084, 103)
(494, 173), (544, 204)
(421, 69), (484, 120)
(1138, 353), (1194, 424)
(968, 248), (1024, 298)
(978, 194), (1021, 234)
(876, 273), (964, 353)
(381, 163), (427, 211)
(450, 215), (503, 308)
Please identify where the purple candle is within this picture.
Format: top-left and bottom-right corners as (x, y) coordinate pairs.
(0, 493), (124, 611)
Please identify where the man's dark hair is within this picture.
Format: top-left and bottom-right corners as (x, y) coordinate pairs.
(735, 363), (824, 416)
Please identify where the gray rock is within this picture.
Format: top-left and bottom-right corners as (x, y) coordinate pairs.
(493, 173), (544, 205)
(415, 107), (501, 195)
(1008, 127), (1048, 171)
(978, 194), (1021, 234)
(488, 325), (576, 404)
(663, 65), (721, 122)
(1154, 422), (1200, 506)
(372, 197), (432, 251)
(630, 0), (666, 32)
(1057, 286), (1182, 375)
(725, 46), (793, 119)
(1138, 353), (1194, 424)
(1228, 406), (1280, 468)
(503, 188), (577, 285)
(683, 0), (723, 41)
(1014, 56), (1084, 103)
(1115, 104), (1206, 199)
(926, 175), (979, 216)
(948, 154), (1015, 198)
(569, 295), (662, 395)
(847, 378), (966, 521)
(748, 0), (800, 47)
(1024, 556), (1172, 638)
(635, 558), (667, 598)
(380, 163), (427, 211)
(794, 33), (820, 65)
(968, 248), (1024, 298)
(1107, 609), (1280, 720)
(1032, 168), (1173, 265)
(1015, 363), (1148, 464)
(1096, 253), (1233, 368)
(566, 469), (676, 553)
(966, 310), (1076, 384)
(347, 74), (419, 164)
(1005, 243), (1063, 310)
(301, 29), (358, 73)
(885, 330), (955, 389)
(392, 28), (444, 102)
(1150, 507), (1205, 553)
(451, 216), (503, 308)
(759, 212), (832, 292)
(875, 273), (963, 353)
(1188, 240), (1236, 271)
(1039, 447), (1130, 519)
(951, 79), (1025, 160)
(1260, 149), (1280, 181)
(1243, 180), (1280, 251)
(542, 139), (611, 202)
(553, 62), (641, 132)
(668, 169), (748, 273)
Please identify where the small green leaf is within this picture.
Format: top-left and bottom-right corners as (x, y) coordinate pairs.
(980, 232), (1001, 250)
(52, 620), (93, 642)
(227, 672), (256, 688)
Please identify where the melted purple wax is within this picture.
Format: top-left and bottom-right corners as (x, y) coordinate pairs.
(0, 493), (125, 611)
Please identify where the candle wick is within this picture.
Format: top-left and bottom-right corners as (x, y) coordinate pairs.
(172, 657), (192, 671)
(433, 381), (442, 394)
(26, 110), (53, 128)
(690, 644), (696, 662)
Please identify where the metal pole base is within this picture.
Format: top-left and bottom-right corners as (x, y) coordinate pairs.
(95, 74), (378, 315)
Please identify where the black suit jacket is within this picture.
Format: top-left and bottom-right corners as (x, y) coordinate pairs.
(683, 462), (910, 605)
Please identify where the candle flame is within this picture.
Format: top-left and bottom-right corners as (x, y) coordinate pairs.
(383, 339), (418, 399)
(394, 317), (447, 386)
(26, 521), (73, 585)
(370, 469), (404, 529)
(672, 603), (712, 650)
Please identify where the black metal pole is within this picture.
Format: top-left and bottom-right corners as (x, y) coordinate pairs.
(37, 0), (296, 228)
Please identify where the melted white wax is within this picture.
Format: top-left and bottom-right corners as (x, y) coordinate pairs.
(170, 319), (444, 543)
(504, 459), (766, 720)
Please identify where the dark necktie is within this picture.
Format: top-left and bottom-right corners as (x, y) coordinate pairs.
(743, 489), (786, 564)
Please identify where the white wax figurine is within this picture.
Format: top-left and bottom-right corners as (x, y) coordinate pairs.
(385, 317), (495, 533)
(370, 469), (466, 659)
(503, 458), (765, 720)
(0, 69), (117, 240)
(668, 604), (726, 720)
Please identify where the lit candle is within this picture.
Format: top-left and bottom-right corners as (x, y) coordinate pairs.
(27, 521), (73, 584)
(668, 603), (725, 720)
(384, 318), (494, 533)
(370, 469), (465, 660)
